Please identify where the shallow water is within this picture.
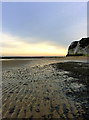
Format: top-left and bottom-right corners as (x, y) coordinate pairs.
(1, 57), (88, 71)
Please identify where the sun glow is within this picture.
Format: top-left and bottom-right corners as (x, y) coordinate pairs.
(0, 33), (67, 56)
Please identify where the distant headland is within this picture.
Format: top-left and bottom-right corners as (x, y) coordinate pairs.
(0, 56), (64, 59)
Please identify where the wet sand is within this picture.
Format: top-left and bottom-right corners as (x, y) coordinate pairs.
(2, 56), (88, 70)
(1, 56), (89, 119)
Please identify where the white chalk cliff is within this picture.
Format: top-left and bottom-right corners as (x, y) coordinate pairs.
(67, 37), (89, 56)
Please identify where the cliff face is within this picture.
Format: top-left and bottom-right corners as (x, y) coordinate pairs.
(67, 37), (89, 56)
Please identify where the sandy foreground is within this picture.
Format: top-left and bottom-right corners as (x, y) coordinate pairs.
(1, 56), (89, 119)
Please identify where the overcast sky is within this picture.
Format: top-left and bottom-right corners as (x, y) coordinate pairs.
(1, 2), (87, 56)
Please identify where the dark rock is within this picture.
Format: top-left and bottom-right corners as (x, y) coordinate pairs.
(68, 41), (78, 50)
(79, 38), (89, 48)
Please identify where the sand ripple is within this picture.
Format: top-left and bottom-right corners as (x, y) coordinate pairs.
(2, 60), (88, 119)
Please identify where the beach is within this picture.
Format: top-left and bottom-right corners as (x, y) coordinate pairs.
(1, 56), (89, 119)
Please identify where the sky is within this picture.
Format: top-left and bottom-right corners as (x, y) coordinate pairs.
(0, 2), (87, 56)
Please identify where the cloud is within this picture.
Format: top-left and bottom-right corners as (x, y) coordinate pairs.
(0, 33), (67, 56)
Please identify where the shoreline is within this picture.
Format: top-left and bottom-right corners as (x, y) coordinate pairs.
(1, 56), (89, 60)
(1, 56), (89, 70)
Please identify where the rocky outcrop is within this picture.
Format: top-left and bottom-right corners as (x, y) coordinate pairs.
(67, 37), (89, 56)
